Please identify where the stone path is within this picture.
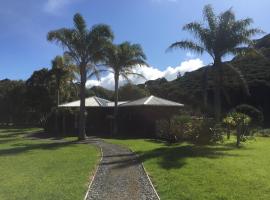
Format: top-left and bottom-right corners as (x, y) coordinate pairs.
(85, 137), (160, 200)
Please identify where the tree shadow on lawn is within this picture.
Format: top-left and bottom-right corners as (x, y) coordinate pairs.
(111, 142), (244, 170)
(0, 140), (77, 157)
(138, 145), (242, 169)
(0, 128), (43, 138)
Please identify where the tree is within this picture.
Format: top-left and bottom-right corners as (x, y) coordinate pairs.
(0, 79), (27, 125)
(118, 84), (150, 101)
(47, 13), (114, 140)
(50, 55), (75, 106)
(26, 68), (54, 124)
(104, 42), (148, 134)
(168, 4), (262, 120)
(223, 112), (251, 147)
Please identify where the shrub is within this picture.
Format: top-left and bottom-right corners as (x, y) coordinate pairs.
(44, 108), (78, 137)
(254, 128), (270, 137)
(195, 118), (223, 144)
(156, 115), (196, 143)
(156, 115), (223, 144)
(223, 112), (251, 147)
(234, 104), (264, 127)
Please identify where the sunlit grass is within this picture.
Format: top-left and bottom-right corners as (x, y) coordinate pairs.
(0, 127), (99, 200)
(107, 137), (270, 200)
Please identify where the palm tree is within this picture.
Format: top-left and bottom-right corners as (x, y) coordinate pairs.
(50, 55), (74, 106)
(168, 4), (262, 120)
(105, 42), (148, 134)
(47, 13), (114, 140)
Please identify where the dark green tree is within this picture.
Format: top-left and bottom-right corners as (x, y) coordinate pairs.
(26, 68), (54, 124)
(118, 84), (150, 101)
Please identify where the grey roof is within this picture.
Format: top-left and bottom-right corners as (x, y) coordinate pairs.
(59, 95), (184, 108)
(119, 95), (184, 107)
(58, 96), (126, 107)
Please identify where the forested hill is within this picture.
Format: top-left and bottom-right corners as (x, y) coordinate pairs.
(140, 34), (270, 124)
(88, 34), (270, 125)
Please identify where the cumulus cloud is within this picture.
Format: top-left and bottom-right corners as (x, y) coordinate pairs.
(43, 0), (79, 14)
(86, 58), (204, 90)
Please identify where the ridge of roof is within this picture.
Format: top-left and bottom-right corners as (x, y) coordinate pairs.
(59, 95), (184, 108)
(144, 95), (153, 105)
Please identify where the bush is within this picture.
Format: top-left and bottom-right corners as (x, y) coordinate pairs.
(156, 115), (223, 144)
(156, 115), (193, 143)
(223, 112), (251, 147)
(44, 108), (78, 137)
(254, 128), (270, 137)
(234, 104), (264, 127)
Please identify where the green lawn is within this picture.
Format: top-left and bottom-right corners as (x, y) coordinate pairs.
(0, 127), (99, 200)
(107, 137), (270, 200)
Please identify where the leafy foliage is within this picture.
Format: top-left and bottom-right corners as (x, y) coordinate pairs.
(223, 112), (251, 147)
(47, 13), (114, 140)
(118, 84), (150, 101)
(156, 115), (222, 144)
(0, 62), (77, 125)
(168, 4), (262, 120)
(104, 41), (148, 134)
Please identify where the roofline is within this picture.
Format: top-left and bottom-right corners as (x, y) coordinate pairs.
(144, 95), (153, 105)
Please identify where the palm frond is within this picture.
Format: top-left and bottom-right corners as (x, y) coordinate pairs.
(73, 13), (87, 35)
(167, 40), (204, 54)
(203, 4), (217, 31)
(124, 72), (146, 80)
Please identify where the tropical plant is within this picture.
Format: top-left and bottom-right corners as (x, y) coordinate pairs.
(168, 4), (262, 120)
(47, 13), (114, 140)
(104, 42), (148, 134)
(234, 104), (264, 127)
(50, 55), (75, 106)
(223, 112), (251, 147)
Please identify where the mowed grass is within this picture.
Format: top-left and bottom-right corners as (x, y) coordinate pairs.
(0, 127), (99, 200)
(107, 137), (270, 200)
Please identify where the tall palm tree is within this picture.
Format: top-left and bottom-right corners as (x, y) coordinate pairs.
(168, 4), (262, 120)
(47, 13), (114, 140)
(105, 42), (148, 134)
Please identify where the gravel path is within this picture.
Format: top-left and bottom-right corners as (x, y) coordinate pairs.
(85, 137), (159, 200)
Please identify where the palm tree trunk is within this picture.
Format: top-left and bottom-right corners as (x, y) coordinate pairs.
(79, 64), (86, 140)
(236, 127), (241, 147)
(203, 67), (208, 111)
(113, 73), (119, 135)
(214, 57), (222, 121)
(57, 89), (60, 106)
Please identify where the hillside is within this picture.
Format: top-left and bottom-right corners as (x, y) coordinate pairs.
(143, 35), (270, 125)
(89, 34), (270, 125)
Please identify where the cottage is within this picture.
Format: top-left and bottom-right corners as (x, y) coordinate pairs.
(56, 95), (184, 137)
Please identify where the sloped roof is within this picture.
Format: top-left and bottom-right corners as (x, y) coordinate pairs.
(59, 96), (111, 107)
(59, 96), (126, 107)
(119, 95), (184, 107)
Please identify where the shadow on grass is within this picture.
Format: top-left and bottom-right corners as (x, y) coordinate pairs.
(0, 127), (43, 139)
(136, 145), (240, 169)
(0, 140), (77, 156)
(103, 139), (242, 170)
(0, 127), (80, 156)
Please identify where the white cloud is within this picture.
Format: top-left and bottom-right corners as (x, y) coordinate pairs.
(43, 0), (78, 14)
(86, 58), (204, 90)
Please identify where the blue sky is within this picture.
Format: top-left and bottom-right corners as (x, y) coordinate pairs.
(1, 0), (270, 84)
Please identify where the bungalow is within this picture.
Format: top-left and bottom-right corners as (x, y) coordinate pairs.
(54, 95), (184, 137)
